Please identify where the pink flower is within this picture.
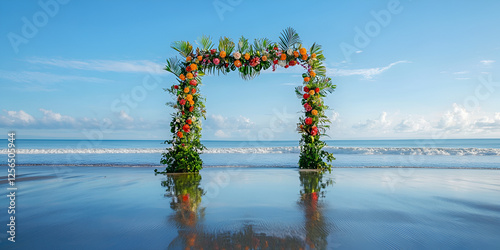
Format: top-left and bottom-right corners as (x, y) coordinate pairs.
(233, 52), (241, 60)
(249, 57), (260, 67)
(304, 103), (312, 112)
(179, 99), (186, 105)
(214, 58), (220, 65)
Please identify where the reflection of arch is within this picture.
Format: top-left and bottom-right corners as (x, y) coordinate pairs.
(158, 27), (336, 173)
(161, 171), (334, 249)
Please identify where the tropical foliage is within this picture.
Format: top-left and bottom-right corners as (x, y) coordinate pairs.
(158, 27), (336, 173)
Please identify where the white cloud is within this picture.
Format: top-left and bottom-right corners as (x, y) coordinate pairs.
(394, 117), (432, 133)
(353, 112), (391, 130)
(480, 60), (495, 66)
(26, 58), (165, 74)
(328, 60), (410, 79)
(455, 77), (471, 80)
(0, 110), (36, 126)
(452, 71), (469, 75)
(0, 109), (160, 130)
(355, 50), (363, 54)
(119, 110), (134, 122)
(205, 114), (255, 138)
(0, 70), (112, 84)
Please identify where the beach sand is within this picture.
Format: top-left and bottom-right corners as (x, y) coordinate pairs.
(1, 166), (499, 249)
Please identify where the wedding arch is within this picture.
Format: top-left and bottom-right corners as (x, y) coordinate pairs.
(158, 28), (336, 173)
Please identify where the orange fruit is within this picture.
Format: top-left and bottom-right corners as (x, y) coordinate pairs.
(220, 51), (226, 58)
(280, 54), (287, 61)
(299, 47), (307, 55)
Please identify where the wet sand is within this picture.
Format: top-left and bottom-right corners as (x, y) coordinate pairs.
(1, 166), (499, 249)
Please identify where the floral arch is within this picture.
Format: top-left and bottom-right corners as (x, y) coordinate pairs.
(158, 28), (336, 173)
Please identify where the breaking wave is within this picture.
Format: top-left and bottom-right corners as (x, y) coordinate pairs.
(1, 147), (499, 156)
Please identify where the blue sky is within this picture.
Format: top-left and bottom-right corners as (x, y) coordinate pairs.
(1, 0), (499, 140)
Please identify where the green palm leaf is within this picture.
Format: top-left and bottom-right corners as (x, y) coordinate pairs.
(279, 27), (301, 51)
(171, 41), (193, 57)
(198, 35), (213, 52)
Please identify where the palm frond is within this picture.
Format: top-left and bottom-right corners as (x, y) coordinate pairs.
(198, 35), (213, 52)
(170, 41), (193, 57)
(278, 27), (301, 51)
(218, 37), (235, 54)
(237, 36), (249, 53)
(165, 57), (182, 76)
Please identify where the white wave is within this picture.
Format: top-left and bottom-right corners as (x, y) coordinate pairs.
(1, 146), (499, 156)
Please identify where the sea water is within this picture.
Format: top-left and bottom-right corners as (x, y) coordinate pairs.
(1, 139), (498, 169)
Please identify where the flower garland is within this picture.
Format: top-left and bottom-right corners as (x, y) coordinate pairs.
(157, 27), (336, 173)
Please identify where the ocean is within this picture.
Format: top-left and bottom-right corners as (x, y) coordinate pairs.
(1, 139), (499, 169)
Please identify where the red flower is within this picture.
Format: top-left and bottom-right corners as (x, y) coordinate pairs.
(289, 60), (296, 66)
(273, 59), (278, 64)
(285, 65), (289, 68)
(182, 194), (189, 201)
(249, 57), (260, 67)
(210, 49), (216, 54)
(303, 93), (310, 99)
(174, 85), (179, 89)
(305, 117), (313, 125)
(187, 119), (192, 124)
(189, 106), (194, 112)
(190, 80), (197, 86)
(304, 86), (309, 92)
(179, 99), (186, 105)
(183, 124), (190, 133)
(315, 87), (320, 93)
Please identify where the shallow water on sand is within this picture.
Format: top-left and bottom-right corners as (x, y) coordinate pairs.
(1, 166), (499, 249)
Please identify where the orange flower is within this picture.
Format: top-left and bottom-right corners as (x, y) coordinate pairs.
(186, 56), (192, 62)
(186, 73), (193, 79)
(184, 87), (190, 93)
(186, 65), (192, 72)
(191, 88), (196, 94)
(302, 54), (308, 60)
(309, 90), (315, 95)
(189, 100), (194, 105)
(220, 51), (226, 58)
(280, 54), (287, 61)
(311, 53), (317, 58)
(244, 53), (250, 60)
(186, 94), (193, 101)
(304, 77), (310, 82)
(299, 47), (307, 55)
(293, 51), (299, 58)
(262, 55), (267, 61)
(177, 131), (183, 138)
(311, 110), (318, 116)
(234, 60), (242, 68)
(187, 119), (192, 125)
(190, 63), (198, 71)
(197, 55), (202, 61)
(179, 74), (186, 81)
(310, 71), (316, 78)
